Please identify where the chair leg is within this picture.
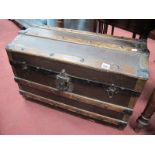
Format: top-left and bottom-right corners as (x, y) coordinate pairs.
(111, 26), (114, 35)
(98, 22), (103, 34)
(134, 89), (155, 132)
(103, 24), (108, 34)
(132, 33), (136, 38)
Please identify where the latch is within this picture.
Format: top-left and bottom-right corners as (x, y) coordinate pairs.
(56, 69), (73, 91)
(21, 61), (28, 70)
(106, 84), (119, 98)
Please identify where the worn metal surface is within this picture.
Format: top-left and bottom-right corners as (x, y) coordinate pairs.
(7, 26), (149, 80)
(26, 26), (148, 51)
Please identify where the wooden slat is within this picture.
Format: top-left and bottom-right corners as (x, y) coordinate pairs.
(15, 77), (133, 115)
(19, 90), (127, 127)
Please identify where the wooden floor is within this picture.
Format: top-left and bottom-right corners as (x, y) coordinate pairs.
(0, 19), (155, 134)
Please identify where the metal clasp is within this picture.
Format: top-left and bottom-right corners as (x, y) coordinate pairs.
(21, 61), (28, 70)
(56, 69), (73, 91)
(106, 84), (119, 98)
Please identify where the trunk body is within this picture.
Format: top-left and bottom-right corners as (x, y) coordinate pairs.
(6, 26), (149, 129)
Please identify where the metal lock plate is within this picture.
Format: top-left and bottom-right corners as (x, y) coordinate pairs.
(21, 61), (28, 70)
(21, 61), (29, 77)
(106, 84), (119, 98)
(56, 69), (73, 91)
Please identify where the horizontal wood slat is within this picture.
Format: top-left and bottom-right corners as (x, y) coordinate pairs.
(19, 90), (127, 128)
(15, 77), (133, 115)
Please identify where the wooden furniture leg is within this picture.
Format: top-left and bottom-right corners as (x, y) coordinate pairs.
(98, 21), (103, 33)
(132, 33), (136, 38)
(111, 26), (114, 35)
(134, 89), (155, 132)
(103, 23), (108, 34)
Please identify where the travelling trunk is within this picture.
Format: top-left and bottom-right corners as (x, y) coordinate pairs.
(6, 26), (149, 129)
